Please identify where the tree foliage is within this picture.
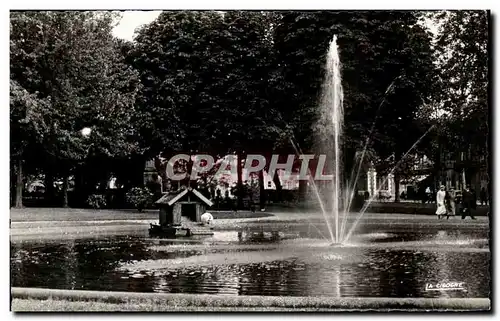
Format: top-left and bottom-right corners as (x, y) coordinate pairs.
(10, 11), (141, 206)
(432, 11), (488, 157)
(129, 11), (280, 158)
(270, 11), (437, 185)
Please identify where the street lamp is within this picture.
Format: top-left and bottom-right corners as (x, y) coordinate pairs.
(81, 127), (92, 138)
(80, 127), (95, 158)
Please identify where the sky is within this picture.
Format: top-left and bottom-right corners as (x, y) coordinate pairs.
(112, 11), (439, 42)
(112, 11), (162, 41)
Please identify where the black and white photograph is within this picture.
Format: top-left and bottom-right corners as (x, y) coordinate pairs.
(8, 3), (492, 312)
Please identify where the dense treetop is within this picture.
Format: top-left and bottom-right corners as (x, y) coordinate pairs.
(10, 10), (489, 207)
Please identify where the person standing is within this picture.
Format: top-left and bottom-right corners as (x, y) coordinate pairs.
(436, 185), (447, 219)
(461, 185), (477, 220)
(445, 188), (456, 220)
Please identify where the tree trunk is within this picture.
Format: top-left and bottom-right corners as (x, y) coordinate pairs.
(45, 169), (55, 206)
(237, 153), (244, 210)
(14, 159), (23, 208)
(62, 175), (69, 208)
(154, 155), (169, 192)
(259, 169), (266, 210)
(461, 151), (466, 188)
(433, 137), (442, 195)
(10, 165), (15, 207)
(394, 172), (400, 203)
(394, 152), (402, 203)
(298, 180), (308, 203)
(186, 157), (194, 189)
(273, 170), (283, 202)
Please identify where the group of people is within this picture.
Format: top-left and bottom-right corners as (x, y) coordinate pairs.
(435, 185), (478, 220)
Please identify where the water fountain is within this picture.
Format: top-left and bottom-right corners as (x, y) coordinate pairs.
(311, 35), (437, 246)
(315, 35), (344, 245)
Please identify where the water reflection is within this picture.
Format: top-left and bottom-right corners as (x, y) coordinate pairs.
(10, 231), (490, 298)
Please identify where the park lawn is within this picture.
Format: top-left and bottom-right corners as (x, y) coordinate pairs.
(211, 211), (273, 219)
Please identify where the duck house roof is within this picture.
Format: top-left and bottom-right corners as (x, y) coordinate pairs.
(155, 187), (213, 207)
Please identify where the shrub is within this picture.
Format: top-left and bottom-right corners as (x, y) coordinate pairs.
(126, 187), (153, 212)
(86, 194), (107, 209)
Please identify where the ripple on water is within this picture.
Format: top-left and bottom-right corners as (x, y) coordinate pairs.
(10, 231), (491, 298)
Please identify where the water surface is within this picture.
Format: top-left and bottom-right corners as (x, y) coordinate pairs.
(11, 229), (490, 298)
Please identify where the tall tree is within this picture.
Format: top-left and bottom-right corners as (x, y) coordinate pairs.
(10, 80), (49, 207)
(130, 11), (280, 208)
(432, 11), (489, 192)
(271, 11), (437, 202)
(10, 11), (141, 207)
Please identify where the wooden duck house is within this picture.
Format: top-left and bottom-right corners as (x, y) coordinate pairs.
(154, 187), (214, 226)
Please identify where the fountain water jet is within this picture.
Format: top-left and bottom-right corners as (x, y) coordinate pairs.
(316, 35), (344, 245)
(314, 35), (435, 245)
